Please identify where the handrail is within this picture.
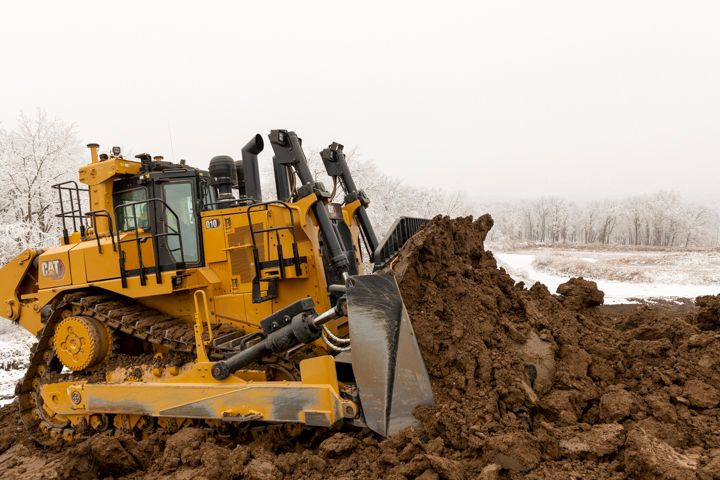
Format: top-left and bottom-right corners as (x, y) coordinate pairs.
(52, 180), (89, 244)
(114, 198), (186, 288)
(203, 197), (255, 210)
(245, 201), (302, 302)
(84, 210), (116, 254)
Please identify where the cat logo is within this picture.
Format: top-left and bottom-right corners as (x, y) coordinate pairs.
(41, 259), (65, 280)
(205, 218), (220, 229)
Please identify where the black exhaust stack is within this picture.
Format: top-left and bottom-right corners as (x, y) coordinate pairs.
(238, 134), (264, 204)
(234, 159), (246, 197)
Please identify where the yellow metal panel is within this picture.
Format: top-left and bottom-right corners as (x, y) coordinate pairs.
(194, 267), (222, 286)
(95, 272), (175, 298)
(40, 364), (351, 428)
(210, 293), (250, 328)
(291, 194), (319, 228)
(205, 261), (232, 293)
(139, 290), (196, 321)
(68, 243), (87, 285)
(0, 249), (37, 320)
(79, 159), (141, 236)
(342, 199), (362, 226)
(300, 356), (339, 395)
(225, 210), (268, 292)
(83, 236), (122, 282)
(342, 200), (365, 274)
(241, 294), (272, 331)
(38, 247), (73, 288)
(176, 267), (223, 293)
(79, 159), (141, 186)
(17, 303), (42, 336)
(117, 231), (157, 273)
(88, 183), (114, 234)
(194, 196), (335, 332)
(201, 214), (226, 264)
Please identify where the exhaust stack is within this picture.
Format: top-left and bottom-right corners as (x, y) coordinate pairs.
(239, 134), (264, 203)
(87, 143), (100, 163)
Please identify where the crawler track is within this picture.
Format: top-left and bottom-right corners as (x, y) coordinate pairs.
(15, 290), (246, 446)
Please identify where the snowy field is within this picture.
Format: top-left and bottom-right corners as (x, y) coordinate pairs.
(0, 321), (35, 406)
(494, 247), (720, 304)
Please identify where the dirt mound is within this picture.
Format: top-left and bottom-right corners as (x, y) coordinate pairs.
(556, 277), (605, 309)
(0, 215), (718, 479)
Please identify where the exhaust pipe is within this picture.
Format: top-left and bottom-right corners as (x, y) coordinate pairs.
(239, 134), (264, 203)
(234, 158), (246, 197)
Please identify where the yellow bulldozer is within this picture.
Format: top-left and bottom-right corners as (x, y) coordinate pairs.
(0, 130), (433, 445)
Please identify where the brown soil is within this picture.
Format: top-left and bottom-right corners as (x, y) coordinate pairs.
(556, 277), (605, 309)
(1, 215), (719, 479)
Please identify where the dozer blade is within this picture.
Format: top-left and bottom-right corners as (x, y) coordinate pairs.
(346, 274), (433, 437)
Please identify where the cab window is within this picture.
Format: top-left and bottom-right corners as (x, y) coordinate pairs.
(114, 188), (150, 231)
(163, 182), (199, 264)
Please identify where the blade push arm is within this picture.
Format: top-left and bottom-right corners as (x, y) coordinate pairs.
(320, 143), (379, 261)
(268, 130), (350, 273)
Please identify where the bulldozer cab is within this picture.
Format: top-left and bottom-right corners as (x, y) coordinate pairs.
(112, 164), (209, 271)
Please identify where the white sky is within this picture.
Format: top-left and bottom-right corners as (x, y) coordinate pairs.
(1, 1), (719, 201)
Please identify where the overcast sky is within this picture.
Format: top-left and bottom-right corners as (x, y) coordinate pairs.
(1, 1), (718, 201)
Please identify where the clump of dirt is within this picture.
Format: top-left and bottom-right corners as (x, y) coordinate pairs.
(0, 215), (718, 479)
(695, 294), (720, 330)
(556, 277), (605, 309)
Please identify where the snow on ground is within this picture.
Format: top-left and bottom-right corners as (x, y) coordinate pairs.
(495, 249), (720, 304)
(525, 248), (720, 285)
(0, 321), (35, 406)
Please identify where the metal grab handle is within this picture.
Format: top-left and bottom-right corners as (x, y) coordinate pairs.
(85, 209), (116, 253)
(52, 180), (89, 244)
(193, 290), (213, 363)
(246, 200), (303, 280)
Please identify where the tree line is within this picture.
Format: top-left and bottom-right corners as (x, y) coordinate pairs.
(480, 193), (720, 248)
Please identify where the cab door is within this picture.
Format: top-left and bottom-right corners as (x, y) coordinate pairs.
(155, 180), (202, 268)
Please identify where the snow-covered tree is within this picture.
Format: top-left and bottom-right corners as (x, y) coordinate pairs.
(485, 191), (719, 249)
(0, 110), (83, 261)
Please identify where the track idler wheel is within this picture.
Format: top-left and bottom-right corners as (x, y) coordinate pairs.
(89, 414), (110, 432)
(53, 315), (111, 371)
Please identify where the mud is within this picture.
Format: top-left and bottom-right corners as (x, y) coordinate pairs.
(556, 277), (605, 309)
(0, 215), (718, 479)
(695, 294), (720, 331)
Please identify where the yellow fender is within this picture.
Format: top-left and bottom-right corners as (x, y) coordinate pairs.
(0, 249), (38, 321)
